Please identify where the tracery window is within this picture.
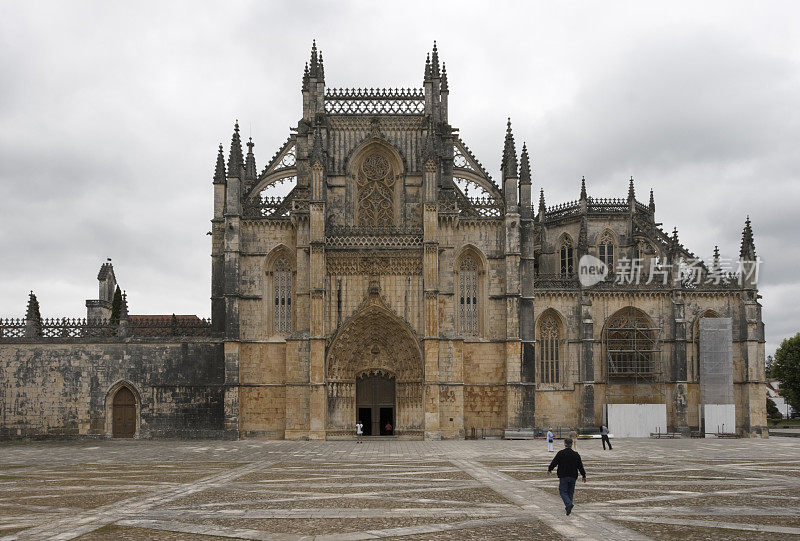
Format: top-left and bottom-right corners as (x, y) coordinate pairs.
(273, 257), (292, 334)
(357, 153), (395, 227)
(458, 257), (478, 336)
(539, 313), (561, 383)
(598, 232), (615, 271)
(604, 307), (657, 378)
(560, 239), (574, 276)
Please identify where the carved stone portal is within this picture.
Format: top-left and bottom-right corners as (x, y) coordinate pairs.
(326, 287), (423, 437)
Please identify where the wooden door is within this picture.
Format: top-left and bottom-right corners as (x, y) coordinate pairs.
(112, 387), (136, 438)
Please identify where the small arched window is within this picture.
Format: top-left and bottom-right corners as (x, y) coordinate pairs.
(459, 256), (478, 336)
(560, 238), (574, 277)
(539, 313), (561, 383)
(273, 257), (292, 334)
(598, 232), (615, 271)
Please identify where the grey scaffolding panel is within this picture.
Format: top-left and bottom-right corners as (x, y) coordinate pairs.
(603, 308), (666, 404)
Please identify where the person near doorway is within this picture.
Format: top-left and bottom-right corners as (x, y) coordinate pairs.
(546, 428), (554, 452)
(569, 429), (578, 450)
(547, 438), (587, 515)
(600, 424), (612, 450)
(356, 422), (363, 443)
(385, 422), (393, 435)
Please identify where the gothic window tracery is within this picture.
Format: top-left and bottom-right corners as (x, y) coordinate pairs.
(598, 231), (615, 272)
(539, 313), (561, 383)
(357, 153), (395, 227)
(273, 257), (292, 334)
(459, 256), (478, 336)
(560, 238), (574, 276)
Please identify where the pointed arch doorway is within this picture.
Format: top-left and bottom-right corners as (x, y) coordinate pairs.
(327, 287), (423, 438)
(112, 387), (137, 438)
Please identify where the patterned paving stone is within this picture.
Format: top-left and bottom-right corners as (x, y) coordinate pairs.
(0, 438), (798, 540)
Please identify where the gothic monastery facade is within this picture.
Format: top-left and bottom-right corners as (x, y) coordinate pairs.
(0, 43), (766, 439)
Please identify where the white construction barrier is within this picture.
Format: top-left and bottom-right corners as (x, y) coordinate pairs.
(606, 404), (667, 438)
(700, 404), (736, 436)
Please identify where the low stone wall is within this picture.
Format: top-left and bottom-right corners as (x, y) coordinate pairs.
(0, 339), (227, 439)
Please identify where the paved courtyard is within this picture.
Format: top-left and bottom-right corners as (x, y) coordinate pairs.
(0, 438), (799, 540)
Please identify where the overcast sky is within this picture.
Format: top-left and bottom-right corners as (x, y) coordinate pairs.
(1, 1), (798, 357)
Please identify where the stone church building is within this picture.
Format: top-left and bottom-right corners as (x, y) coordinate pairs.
(0, 42), (766, 439)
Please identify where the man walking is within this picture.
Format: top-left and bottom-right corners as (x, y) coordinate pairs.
(546, 428), (554, 452)
(600, 424), (612, 450)
(547, 438), (586, 515)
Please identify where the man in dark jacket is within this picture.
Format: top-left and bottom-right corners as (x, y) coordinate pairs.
(547, 438), (587, 515)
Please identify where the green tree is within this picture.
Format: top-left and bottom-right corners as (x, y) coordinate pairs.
(766, 355), (775, 377)
(770, 332), (800, 412)
(767, 397), (781, 419)
(110, 286), (122, 325)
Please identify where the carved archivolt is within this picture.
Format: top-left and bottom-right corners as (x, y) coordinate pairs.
(327, 291), (422, 383)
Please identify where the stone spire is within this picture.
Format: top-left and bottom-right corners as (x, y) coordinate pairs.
(120, 290), (129, 318)
(431, 41), (440, 78)
(244, 137), (257, 184)
(538, 188), (546, 214)
(227, 120), (243, 178)
(519, 143), (531, 185)
(302, 62), (310, 91)
(25, 291), (42, 338)
(318, 50), (325, 80)
(424, 53), (431, 82)
(309, 40), (319, 78)
(213, 144), (225, 184)
(580, 176), (587, 200)
(440, 62), (449, 92)
(712, 245), (721, 272)
(501, 118), (518, 178)
(740, 216), (756, 260)
(628, 176), (636, 201)
(649, 188), (655, 213)
(669, 227), (680, 259)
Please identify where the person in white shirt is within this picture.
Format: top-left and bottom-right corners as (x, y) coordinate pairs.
(600, 424), (612, 450)
(546, 428), (554, 452)
(356, 422), (364, 443)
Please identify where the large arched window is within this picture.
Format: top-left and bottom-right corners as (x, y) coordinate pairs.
(357, 152), (395, 227)
(539, 312), (561, 383)
(273, 257), (292, 334)
(458, 256), (479, 336)
(598, 231), (616, 272)
(560, 237), (574, 277)
(604, 307), (658, 379)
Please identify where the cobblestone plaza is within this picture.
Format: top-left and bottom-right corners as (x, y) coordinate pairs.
(1, 438), (798, 540)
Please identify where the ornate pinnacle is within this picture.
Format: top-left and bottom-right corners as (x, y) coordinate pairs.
(213, 144), (225, 184)
(519, 143), (531, 185)
(310, 128), (325, 165)
(440, 62), (449, 92)
(649, 188), (655, 212)
(244, 137), (257, 183)
(501, 118), (518, 178)
(25, 291), (41, 322)
(712, 246), (721, 271)
(672, 227), (679, 244)
(120, 290), (129, 318)
(628, 176), (635, 201)
(318, 50), (325, 80)
(302, 62), (310, 91)
(580, 176), (587, 200)
(740, 215), (756, 259)
(538, 188), (546, 212)
(309, 40), (319, 78)
(227, 120), (243, 178)
(424, 53), (431, 82)
(431, 41), (440, 78)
